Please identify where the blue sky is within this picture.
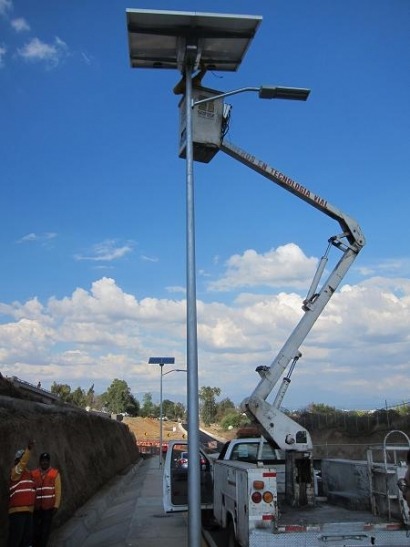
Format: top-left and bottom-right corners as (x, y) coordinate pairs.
(1, 0), (409, 411)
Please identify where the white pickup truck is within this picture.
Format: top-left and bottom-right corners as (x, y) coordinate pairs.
(164, 435), (410, 546)
(212, 436), (286, 497)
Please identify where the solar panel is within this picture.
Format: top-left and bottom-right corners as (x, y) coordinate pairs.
(148, 357), (175, 365)
(126, 9), (262, 72)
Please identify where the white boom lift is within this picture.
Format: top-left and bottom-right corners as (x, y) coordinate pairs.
(219, 139), (366, 506)
(181, 83), (366, 505)
(220, 140), (366, 452)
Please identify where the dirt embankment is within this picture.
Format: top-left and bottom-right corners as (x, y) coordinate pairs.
(124, 416), (187, 441)
(0, 377), (139, 547)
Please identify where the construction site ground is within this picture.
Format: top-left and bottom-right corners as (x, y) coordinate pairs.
(123, 417), (234, 444)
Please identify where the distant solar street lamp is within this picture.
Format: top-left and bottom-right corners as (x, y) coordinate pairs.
(148, 356), (175, 468)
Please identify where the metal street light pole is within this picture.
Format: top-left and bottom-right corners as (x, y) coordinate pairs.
(159, 363), (164, 469)
(161, 368), (187, 462)
(148, 356), (175, 468)
(127, 11), (263, 545)
(183, 64), (203, 545)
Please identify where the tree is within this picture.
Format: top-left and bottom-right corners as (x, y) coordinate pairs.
(103, 379), (139, 415)
(173, 402), (186, 421)
(216, 397), (236, 421)
(220, 412), (250, 430)
(85, 384), (95, 408)
(50, 382), (72, 403)
(125, 394), (140, 417)
(162, 399), (175, 419)
(71, 387), (86, 408)
(140, 392), (156, 417)
(306, 403), (337, 414)
(199, 386), (221, 426)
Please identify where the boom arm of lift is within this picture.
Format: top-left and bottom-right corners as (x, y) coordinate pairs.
(220, 140), (366, 452)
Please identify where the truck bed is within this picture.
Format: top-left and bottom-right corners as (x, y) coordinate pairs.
(278, 497), (400, 526)
(264, 497), (407, 547)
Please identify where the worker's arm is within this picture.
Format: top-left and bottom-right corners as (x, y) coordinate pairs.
(54, 472), (61, 509)
(11, 440), (34, 481)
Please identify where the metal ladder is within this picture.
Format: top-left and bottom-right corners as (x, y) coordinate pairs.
(367, 430), (410, 526)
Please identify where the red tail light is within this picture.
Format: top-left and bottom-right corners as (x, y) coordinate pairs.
(251, 491), (262, 503)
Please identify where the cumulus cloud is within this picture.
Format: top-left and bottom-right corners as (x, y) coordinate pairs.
(17, 36), (68, 67)
(74, 240), (134, 262)
(0, 267), (409, 411)
(11, 17), (29, 32)
(0, 0), (12, 16)
(357, 258), (410, 278)
(208, 243), (317, 292)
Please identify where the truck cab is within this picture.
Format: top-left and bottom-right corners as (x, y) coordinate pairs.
(215, 437), (286, 497)
(218, 437), (284, 464)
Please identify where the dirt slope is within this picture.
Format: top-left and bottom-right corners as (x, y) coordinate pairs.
(123, 417), (233, 444)
(0, 377), (139, 547)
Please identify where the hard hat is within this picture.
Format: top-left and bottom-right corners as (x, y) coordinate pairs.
(15, 449), (25, 460)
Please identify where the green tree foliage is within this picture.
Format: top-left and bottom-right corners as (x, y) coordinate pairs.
(71, 387), (86, 407)
(162, 399), (175, 419)
(50, 382), (95, 409)
(140, 392), (156, 417)
(199, 386), (221, 426)
(85, 384), (95, 408)
(306, 403), (337, 414)
(216, 397), (236, 421)
(50, 382), (72, 403)
(103, 378), (139, 416)
(161, 400), (186, 421)
(173, 402), (186, 421)
(220, 411), (250, 430)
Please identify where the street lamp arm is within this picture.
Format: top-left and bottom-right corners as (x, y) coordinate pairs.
(192, 85), (310, 108)
(192, 86), (259, 107)
(163, 368), (187, 376)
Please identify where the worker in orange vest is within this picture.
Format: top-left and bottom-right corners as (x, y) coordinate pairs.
(32, 452), (61, 547)
(8, 440), (36, 547)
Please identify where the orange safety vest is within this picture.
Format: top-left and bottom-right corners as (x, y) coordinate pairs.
(9, 469), (36, 509)
(32, 468), (59, 510)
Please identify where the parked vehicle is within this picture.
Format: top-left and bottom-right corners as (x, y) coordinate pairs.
(176, 451), (208, 471)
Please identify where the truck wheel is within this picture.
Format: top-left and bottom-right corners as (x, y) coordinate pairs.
(227, 521), (239, 547)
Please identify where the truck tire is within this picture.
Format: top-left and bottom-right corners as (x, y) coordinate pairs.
(227, 520), (239, 547)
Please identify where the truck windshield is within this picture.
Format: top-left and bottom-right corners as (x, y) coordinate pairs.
(231, 442), (280, 463)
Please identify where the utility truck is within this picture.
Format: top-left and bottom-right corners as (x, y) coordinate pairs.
(163, 84), (410, 545)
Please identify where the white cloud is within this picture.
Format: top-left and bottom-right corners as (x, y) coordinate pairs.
(0, 44), (6, 67)
(11, 17), (29, 32)
(74, 240), (134, 262)
(17, 232), (57, 244)
(357, 258), (410, 278)
(166, 286), (186, 295)
(0, 266), (409, 411)
(81, 52), (93, 65)
(140, 254), (158, 263)
(0, 0), (12, 16)
(208, 243), (317, 292)
(17, 36), (68, 67)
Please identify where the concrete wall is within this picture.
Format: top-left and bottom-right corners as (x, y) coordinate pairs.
(321, 458), (371, 510)
(321, 457), (404, 520)
(0, 394), (140, 547)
